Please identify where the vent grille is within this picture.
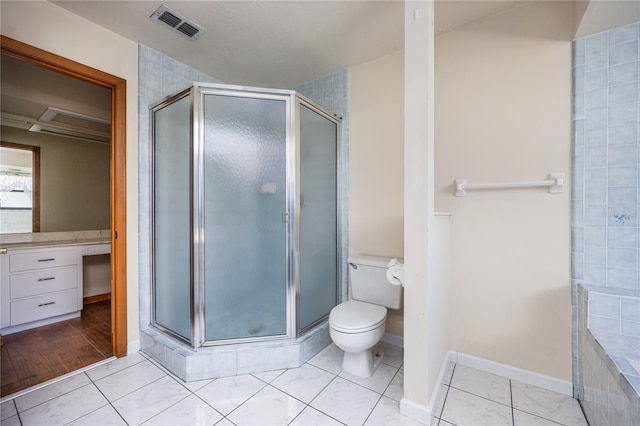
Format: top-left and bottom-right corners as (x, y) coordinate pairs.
(158, 11), (181, 28)
(151, 5), (205, 40)
(34, 107), (111, 144)
(48, 111), (110, 133)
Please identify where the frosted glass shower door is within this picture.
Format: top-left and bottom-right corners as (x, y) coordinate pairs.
(299, 104), (338, 330)
(202, 93), (288, 342)
(153, 94), (192, 341)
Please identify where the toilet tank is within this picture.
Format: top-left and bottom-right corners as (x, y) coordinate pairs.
(348, 255), (403, 309)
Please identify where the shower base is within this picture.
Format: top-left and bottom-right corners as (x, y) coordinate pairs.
(140, 321), (331, 381)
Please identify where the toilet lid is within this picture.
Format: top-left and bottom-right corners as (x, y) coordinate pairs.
(330, 300), (387, 332)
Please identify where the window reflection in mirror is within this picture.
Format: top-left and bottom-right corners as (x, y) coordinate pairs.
(0, 143), (40, 233)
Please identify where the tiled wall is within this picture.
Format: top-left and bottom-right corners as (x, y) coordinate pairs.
(577, 285), (640, 425)
(588, 289), (640, 336)
(572, 21), (640, 291)
(572, 21), (640, 397)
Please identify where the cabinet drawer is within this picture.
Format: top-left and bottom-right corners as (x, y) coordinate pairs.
(10, 267), (78, 299)
(10, 248), (79, 272)
(10, 290), (78, 326)
(84, 244), (110, 256)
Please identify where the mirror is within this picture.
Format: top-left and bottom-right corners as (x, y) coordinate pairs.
(0, 53), (111, 234)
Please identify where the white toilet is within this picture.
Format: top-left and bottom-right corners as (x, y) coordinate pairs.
(329, 255), (404, 378)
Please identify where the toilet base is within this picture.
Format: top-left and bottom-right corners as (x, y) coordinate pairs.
(341, 343), (385, 378)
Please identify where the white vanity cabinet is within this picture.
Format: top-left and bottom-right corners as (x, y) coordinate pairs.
(1, 246), (83, 333)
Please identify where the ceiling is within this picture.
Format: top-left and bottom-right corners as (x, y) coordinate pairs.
(51, 0), (529, 89)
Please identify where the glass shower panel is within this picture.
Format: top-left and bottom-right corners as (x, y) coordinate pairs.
(153, 94), (192, 341)
(299, 104), (338, 330)
(203, 94), (288, 342)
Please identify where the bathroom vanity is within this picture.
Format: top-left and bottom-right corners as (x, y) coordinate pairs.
(0, 240), (110, 334)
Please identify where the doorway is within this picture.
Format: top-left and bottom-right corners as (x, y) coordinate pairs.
(0, 36), (127, 395)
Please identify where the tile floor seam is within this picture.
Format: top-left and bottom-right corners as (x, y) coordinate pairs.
(306, 361), (341, 376)
(512, 408), (565, 426)
(62, 400), (112, 426)
(265, 381), (318, 407)
(19, 382), (106, 425)
(191, 390), (226, 419)
(105, 372), (169, 404)
(136, 392), (197, 426)
(82, 376), (129, 425)
(86, 357), (147, 383)
(380, 367), (401, 397)
(448, 384), (513, 409)
(296, 408), (345, 426)
(216, 379), (268, 419)
(435, 383), (451, 420)
(509, 379), (514, 426)
(337, 367), (399, 396)
(362, 393), (384, 425)
(305, 372), (340, 407)
(14, 372), (92, 414)
(251, 369), (286, 384)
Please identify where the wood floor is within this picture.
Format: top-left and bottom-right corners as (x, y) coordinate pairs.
(1, 300), (112, 397)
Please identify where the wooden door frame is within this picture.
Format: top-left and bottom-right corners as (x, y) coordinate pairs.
(1, 36), (128, 357)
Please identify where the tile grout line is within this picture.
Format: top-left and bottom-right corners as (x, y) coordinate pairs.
(13, 372), (96, 414)
(86, 367), (171, 424)
(136, 390), (195, 426)
(510, 379), (514, 426)
(447, 385), (513, 409)
(83, 370), (134, 426)
(437, 363), (455, 421)
(214, 379), (269, 421)
(362, 393), (384, 426)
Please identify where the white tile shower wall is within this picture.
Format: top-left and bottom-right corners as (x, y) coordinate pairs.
(572, 22), (640, 397)
(296, 70), (350, 304)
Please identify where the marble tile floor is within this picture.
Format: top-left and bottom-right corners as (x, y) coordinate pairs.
(0, 342), (588, 426)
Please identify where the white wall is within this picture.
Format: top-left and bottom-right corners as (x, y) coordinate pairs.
(1, 0), (140, 344)
(435, 0), (573, 380)
(349, 49), (404, 335)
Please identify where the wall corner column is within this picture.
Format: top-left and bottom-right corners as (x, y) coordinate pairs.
(401, 0), (435, 424)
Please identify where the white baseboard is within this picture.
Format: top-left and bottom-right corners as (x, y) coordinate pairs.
(127, 339), (141, 355)
(427, 350), (453, 417)
(382, 332), (404, 348)
(453, 351), (573, 396)
(400, 397), (431, 424)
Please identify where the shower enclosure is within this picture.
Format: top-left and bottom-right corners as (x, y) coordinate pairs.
(151, 83), (341, 348)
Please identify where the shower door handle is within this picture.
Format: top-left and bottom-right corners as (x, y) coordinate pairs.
(282, 212), (289, 223)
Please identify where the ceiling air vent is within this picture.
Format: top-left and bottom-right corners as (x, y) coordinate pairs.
(151, 5), (205, 41)
(31, 107), (111, 144)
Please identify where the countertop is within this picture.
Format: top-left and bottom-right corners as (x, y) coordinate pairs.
(0, 237), (111, 251)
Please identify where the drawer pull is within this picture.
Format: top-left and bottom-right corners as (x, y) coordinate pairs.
(38, 301), (56, 307)
(38, 277), (56, 282)
(38, 258), (56, 262)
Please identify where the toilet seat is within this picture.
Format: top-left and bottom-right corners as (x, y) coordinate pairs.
(329, 300), (387, 334)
